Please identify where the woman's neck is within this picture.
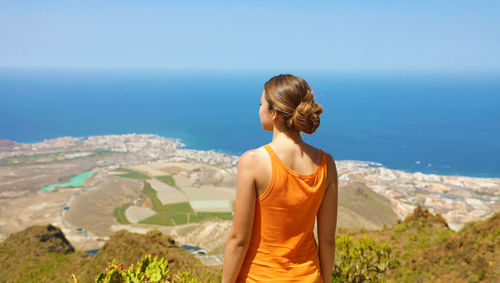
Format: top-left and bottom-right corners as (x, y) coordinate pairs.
(271, 127), (304, 147)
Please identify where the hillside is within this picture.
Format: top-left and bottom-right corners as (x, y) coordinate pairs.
(0, 208), (498, 282)
(409, 210), (499, 282)
(337, 181), (398, 230)
(0, 224), (220, 282)
(347, 207), (500, 282)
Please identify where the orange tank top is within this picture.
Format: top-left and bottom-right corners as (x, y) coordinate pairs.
(236, 144), (327, 283)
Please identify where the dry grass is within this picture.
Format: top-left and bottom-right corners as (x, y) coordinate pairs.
(0, 224), (222, 282)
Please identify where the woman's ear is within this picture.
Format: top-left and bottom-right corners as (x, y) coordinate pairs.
(272, 110), (280, 121)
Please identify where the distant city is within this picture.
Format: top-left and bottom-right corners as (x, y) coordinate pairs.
(1, 134), (498, 232)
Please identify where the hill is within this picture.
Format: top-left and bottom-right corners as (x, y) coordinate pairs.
(0, 208), (498, 282)
(409, 210), (499, 282)
(347, 207), (500, 282)
(337, 181), (398, 230)
(0, 224), (220, 282)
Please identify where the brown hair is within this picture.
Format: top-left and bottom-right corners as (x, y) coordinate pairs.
(264, 74), (323, 134)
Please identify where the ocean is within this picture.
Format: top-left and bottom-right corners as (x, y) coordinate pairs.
(1, 67), (499, 177)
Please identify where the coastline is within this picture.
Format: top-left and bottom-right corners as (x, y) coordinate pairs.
(1, 133), (499, 231)
(1, 133), (498, 179)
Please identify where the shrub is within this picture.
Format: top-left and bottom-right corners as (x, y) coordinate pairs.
(332, 235), (399, 282)
(94, 253), (198, 283)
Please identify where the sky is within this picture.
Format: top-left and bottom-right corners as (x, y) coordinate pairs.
(1, 0), (499, 71)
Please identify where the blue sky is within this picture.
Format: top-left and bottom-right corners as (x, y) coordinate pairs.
(1, 1), (499, 70)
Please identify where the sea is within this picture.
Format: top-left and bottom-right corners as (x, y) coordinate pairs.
(1, 67), (499, 178)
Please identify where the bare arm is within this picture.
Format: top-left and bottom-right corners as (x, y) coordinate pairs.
(222, 151), (257, 283)
(317, 154), (338, 283)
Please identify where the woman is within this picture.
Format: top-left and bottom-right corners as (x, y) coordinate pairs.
(222, 74), (338, 283)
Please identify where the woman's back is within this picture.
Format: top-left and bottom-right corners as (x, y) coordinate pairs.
(253, 143), (324, 197)
(236, 144), (327, 282)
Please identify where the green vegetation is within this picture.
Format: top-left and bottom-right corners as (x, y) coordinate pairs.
(140, 212), (202, 226)
(157, 175), (176, 187)
(344, 207), (500, 282)
(0, 226), (221, 282)
(139, 213), (175, 226)
(2, 209), (500, 282)
(143, 181), (164, 211)
(113, 203), (131, 224)
(141, 183), (234, 225)
(165, 202), (194, 214)
(114, 168), (150, 180)
(95, 254), (172, 283)
(139, 208), (233, 226)
(332, 235), (399, 282)
(120, 181), (232, 226)
(94, 254), (210, 282)
(385, 207), (456, 281)
(139, 202), (201, 226)
(139, 211), (233, 226)
(140, 182), (201, 225)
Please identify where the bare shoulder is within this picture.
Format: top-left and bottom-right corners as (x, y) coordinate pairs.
(239, 147), (266, 165)
(324, 152), (336, 168)
(237, 147), (271, 197)
(238, 147), (269, 172)
(322, 151), (338, 186)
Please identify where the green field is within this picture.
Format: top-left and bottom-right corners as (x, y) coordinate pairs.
(139, 213), (174, 225)
(139, 209), (233, 226)
(139, 181), (200, 225)
(113, 203), (131, 224)
(139, 211), (203, 226)
(142, 181), (165, 211)
(165, 202), (195, 214)
(121, 181), (233, 226)
(138, 202), (202, 226)
(114, 168), (150, 180)
(156, 175), (176, 187)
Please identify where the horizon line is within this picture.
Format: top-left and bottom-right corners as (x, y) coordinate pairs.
(1, 65), (500, 75)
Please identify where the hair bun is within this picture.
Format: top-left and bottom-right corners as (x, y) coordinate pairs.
(264, 74), (323, 134)
(291, 100), (323, 134)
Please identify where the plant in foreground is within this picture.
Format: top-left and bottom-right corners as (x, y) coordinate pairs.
(95, 253), (174, 283)
(332, 235), (400, 282)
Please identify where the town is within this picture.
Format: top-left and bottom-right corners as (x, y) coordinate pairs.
(1, 133), (499, 232)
